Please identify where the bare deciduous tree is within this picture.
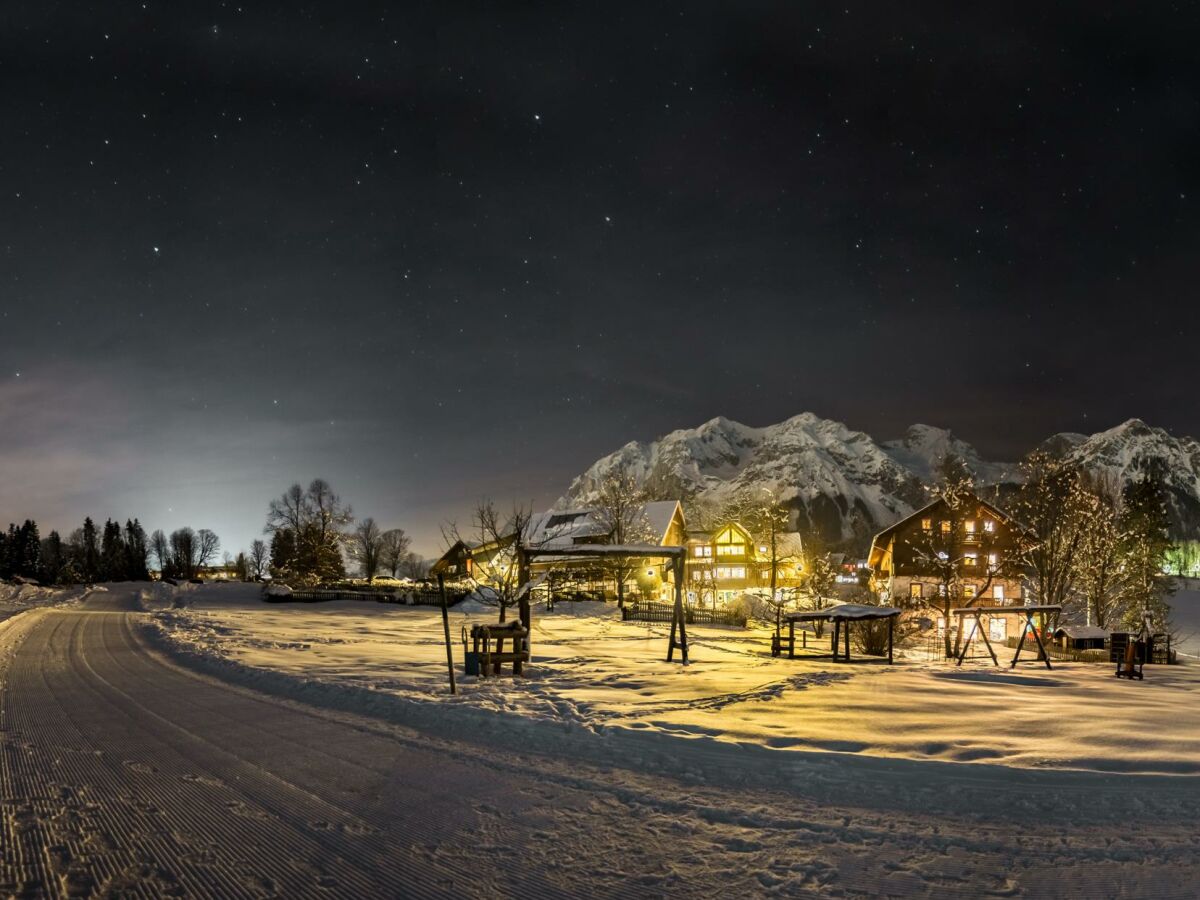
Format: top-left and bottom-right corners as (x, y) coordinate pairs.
(248, 539), (269, 580)
(1075, 486), (1127, 628)
(729, 488), (800, 636)
(149, 529), (170, 577)
(380, 528), (412, 578)
(797, 534), (837, 638)
(352, 517), (384, 582)
(401, 552), (427, 580)
(442, 500), (533, 622)
(264, 479), (353, 583)
(196, 529), (221, 573)
(592, 468), (654, 609)
(1015, 452), (1087, 610)
(169, 527), (197, 579)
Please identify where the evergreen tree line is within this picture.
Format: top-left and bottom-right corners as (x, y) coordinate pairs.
(0, 517), (151, 585)
(0, 516), (227, 586)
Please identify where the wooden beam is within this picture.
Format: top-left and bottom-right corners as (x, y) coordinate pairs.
(437, 574), (457, 695)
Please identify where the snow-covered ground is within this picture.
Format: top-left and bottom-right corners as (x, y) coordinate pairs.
(9, 585), (1200, 897)
(0, 581), (93, 622)
(142, 582), (1200, 780)
(1170, 578), (1200, 658)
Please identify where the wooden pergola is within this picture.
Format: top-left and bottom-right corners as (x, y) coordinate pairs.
(780, 604), (903, 664)
(524, 543), (690, 663)
(951, 604), (1063, 670)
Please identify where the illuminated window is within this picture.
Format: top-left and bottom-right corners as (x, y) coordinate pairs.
(717, 544), (745, 556)
(988, 553), (999, 568)
(993, 585), (1005, 602)
(691, 570), (703, 581)
(910, 583), (923, 599)
(964, 553), (978, 566)
(965, 520), (976, 534)
(760, 569), (771, 580)
(983, 520), (995, 533)
(940, 521), (951, 535)
(758, 545), (768, 554)
(715, 567), (746, 580)
(963, 583), (977, 598)
(989, 617), (1007, 641)
(921, 518), (932, 531)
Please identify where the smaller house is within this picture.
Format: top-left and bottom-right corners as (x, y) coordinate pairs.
(684, 523), (803, 607)
(1053, 625), (1109, 651)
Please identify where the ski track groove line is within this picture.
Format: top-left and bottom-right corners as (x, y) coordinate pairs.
(0, 599), (584, 899)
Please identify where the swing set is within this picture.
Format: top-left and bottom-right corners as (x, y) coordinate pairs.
(951, 604), (1063, 670)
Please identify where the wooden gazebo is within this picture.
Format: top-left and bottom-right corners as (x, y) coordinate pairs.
(777, 604), (903, 664)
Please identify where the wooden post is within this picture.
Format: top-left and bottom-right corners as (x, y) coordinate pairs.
(515, 546), (530, 676)
(437, 574), (457, 695)
(977, 613), (999, 667)
(844, 617), (851, 663)
(1010, 615), (1028, 668)
(789, 618), (795, 659)
(831, 618), (840, 662)
(887, 615), (894, 665)
(673, 556), (688, 663)
(1029, 613), (1053, 671)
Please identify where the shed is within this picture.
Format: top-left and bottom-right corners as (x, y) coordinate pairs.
(1053, 625), (1109, 651)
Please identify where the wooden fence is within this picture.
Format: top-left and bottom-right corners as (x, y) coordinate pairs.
(622, 601), (747, 628)
(278, 588), (465, 606)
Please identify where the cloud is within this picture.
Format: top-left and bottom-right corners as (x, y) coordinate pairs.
(0, 371), (140, 528)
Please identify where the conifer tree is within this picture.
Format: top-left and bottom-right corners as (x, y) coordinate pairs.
(80, 517), (100, 583)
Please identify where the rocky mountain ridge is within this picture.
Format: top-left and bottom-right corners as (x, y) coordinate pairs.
(561, 414), (1200, 547)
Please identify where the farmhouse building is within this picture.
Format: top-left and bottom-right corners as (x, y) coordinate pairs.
(867, 493), (1026, 638)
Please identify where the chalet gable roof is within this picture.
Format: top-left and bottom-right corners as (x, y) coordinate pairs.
(867, 492), (1017, 566)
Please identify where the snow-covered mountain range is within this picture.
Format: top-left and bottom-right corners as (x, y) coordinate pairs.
(561, 414), (1200, 547)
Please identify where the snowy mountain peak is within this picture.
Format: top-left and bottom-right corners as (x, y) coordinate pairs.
(880, 424), (1014, 485)
(563, 412), (928, 545)
(563, 413), (1200, 547)
(1062, 419), (1200, 534)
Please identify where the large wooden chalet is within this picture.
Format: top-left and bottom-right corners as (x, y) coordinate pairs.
(868, 493), (1025, 638)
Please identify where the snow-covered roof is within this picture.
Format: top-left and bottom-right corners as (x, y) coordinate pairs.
(1053, 625), (1110, 640)
(529, 543), (686, 559)
(786, 603), (902, 621)
(525, 500), (682, 550)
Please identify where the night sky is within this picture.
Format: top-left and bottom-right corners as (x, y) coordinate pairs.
(2, 3), (1198, 555)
